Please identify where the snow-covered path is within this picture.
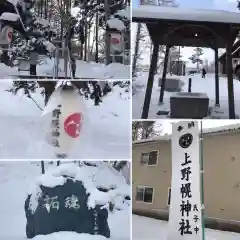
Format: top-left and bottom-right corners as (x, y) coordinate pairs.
(132, 72), (240, 119)
(0, 162), (130, 240)
(132, 215), (240, 240)
(0, 59), (130, 80)
(0, 81), (131, 159)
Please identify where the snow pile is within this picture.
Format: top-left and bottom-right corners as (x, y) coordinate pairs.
(116, 6), (130, 19)
(28, 163), (130, 214)
(0, 12), (20, 21)
(42, 40), (56, 53)
(34, 17), (50, 28)
(32, 232), (107, 240)
(107, 18), (125, 31)
(133, 215), (240, 240)
(36, 59), (130, 79)
(0, 57), (130, 79)
(103, 63), (130, 79)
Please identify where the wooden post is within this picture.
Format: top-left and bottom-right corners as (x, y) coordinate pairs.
(214, 48), (220, 106)
(159, 45), (170, 103)
(141, 43), (159, 119)
(41, 161), (45, 174)
(226, 40), (235, 119)
(188, 78), (192, 93)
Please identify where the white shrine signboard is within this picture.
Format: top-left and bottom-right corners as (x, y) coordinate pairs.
(110, 32), (123, 54)
(168, 121), (202, 240)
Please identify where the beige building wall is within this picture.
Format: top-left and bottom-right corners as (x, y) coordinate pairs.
(132, 131), (240, 222)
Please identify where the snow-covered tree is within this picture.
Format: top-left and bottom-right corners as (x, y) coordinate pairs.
(188, 47), (204, 72)
(7, 80), (130, 107)
(133, 0), (178, 75)
(132, 121), (162, 140)
(0, 0), (57, 66)
(72, 0), (130, 63)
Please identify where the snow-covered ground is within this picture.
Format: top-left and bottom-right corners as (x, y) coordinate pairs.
(132, 72), (240, 119)
(0, 81), (131, 159)
(132, 215), (240, 240)
(0, 161), (131, 240)
(0, 58), (130, 80)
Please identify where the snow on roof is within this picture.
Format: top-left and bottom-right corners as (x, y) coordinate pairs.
(0, 12), (20, 22)
(133, 123), (240, 145)
(107, 18), (125, 31)
(132, 6), (240, 24)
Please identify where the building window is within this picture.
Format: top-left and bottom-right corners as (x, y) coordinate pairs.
(140, 151), (158, 165)
(136, 186), (154, 203)
(167, 187), (171, 206)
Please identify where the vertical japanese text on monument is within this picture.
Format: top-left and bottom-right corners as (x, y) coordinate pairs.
(52, 105), (61, 147)
(177, 121), (201, 236)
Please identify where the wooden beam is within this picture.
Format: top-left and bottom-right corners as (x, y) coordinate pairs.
(159, 45), (170, 103)
(214, 48), (220, 106)
(155, 36), (221, 48)
(141, 43), (159, 119)
(226, 40), (235, 119)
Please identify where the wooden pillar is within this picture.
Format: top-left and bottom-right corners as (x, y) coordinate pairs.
(159, 45), (170, 103)
(141, 43), (159, 119)
(226, 40), (235, 119)
(214, 48), (220, 106)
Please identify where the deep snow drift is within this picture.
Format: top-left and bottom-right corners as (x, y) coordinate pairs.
(0, 161), (131, 240)
(0, 81), (131, 159)
(132, 215), (240, 240)
(132, 72), (240, 119)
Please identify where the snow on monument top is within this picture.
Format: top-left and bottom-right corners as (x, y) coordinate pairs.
(107, 18), (125, 31)
(28, 163), (130, 212)
(133, 6), (240, 24)
(32, 232), (107, 240)
(0, 12), (20, 22)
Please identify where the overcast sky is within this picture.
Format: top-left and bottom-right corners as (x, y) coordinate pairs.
(132, 0), (239, 65)
(156, 120), (240, 134)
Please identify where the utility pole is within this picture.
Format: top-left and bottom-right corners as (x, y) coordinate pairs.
(104, 0), (110, 65)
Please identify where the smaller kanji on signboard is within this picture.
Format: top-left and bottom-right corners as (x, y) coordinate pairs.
(193, 214), (199, 223)
(188, 121), (195, 129)
(194, 226), (200, 234)
(193, 204), (199, 212)
(177, 125), (184, 132)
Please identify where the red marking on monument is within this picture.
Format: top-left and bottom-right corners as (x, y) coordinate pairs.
(111, 38), (120, 44)
(64, 113), (82, 138)
(8, 32), (12, 41)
